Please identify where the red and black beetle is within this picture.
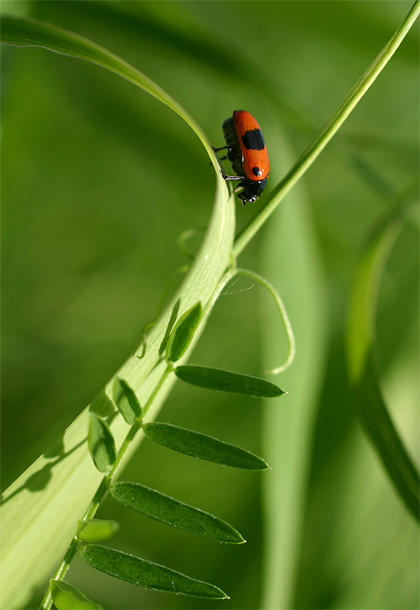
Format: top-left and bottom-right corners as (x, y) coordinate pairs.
(214, 110), (270, 204)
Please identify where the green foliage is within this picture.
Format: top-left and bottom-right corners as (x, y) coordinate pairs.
(81, 545), (228, 599)
(88, 414), (117, 473)
(143, 422), (269, 469)
(165, 302), (203, 363)
(113, 379), (143, 425)
(1, 2), (419, 610)
(77, 519), (120, 543)
(175, 365), (285, 397)
(110, 481), (244, 543)
(51, 581), (103, 610)
(346, 202), (420, 520)
(1, 11), (235, 608)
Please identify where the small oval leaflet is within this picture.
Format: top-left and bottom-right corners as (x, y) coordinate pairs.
(88, 413), (117, 473)
(81, 545), (228, 599)
(175, 365), (285, 398)
(143, 422), (269, 470)
(77, 519), (119, 543)
(110, 481), (244, 544)
(113, 378), (142, 426)
(166, 302), (202, 363)
(51, 580), (103, 609)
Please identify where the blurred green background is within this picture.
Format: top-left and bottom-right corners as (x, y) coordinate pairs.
(1, 1), (418, 609)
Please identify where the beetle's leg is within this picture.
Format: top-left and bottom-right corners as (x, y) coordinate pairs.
(212, 145), (229, 153)
(220, 170), (245, 182)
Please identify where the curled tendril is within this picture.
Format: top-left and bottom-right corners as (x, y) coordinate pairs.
(214, 267), (295, 375)
(178, 227), (206, 260)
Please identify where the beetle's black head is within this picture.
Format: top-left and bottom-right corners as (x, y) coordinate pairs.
(238, 179), (267, 204)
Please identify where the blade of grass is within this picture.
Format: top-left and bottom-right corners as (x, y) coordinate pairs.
(346, 198), (420, 521)
(1, 4), (418, 606)
(0, 16), (234, 609)
(259, 128), (327, 610)
(0, 14), (217, 163)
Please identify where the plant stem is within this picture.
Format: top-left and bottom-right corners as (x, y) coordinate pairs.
(39, 365), (174, 610)
(233, 0), (420, 257)
(33, 2), (419, 607)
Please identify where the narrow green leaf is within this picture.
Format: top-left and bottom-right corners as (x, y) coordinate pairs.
(0, 15), (217, 160)
(175, 365), (285, 398)
(166, 303), (203, 363)
(81, 545), (228, 599)
(110, 481), (244, 544)
(77, 519), (119, 543)
(143, 422), (269, 470)
(51, 580), (103, 609)
(346, 201), (420, 521)
(354, 352), (420, 520)
(0, 16), (234, 610)
(88, 414), (117, 473)
(113, 379), (142, 425)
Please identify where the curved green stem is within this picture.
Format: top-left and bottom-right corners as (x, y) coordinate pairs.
(234, 0), (420, 257)
(235, 269), (295, 374)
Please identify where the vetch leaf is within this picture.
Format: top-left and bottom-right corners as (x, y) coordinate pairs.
(143, 422), (269, 470)
(77, 519), (119, 543)
(110, 481), (244, 544)
(51, 580), (103, 609)
(81, 545), (229, 599)
(113, 379), (142, 425)
(88, 414), (117, 473)
(175, 365), (285, 398)
(166, 303), (203, 363)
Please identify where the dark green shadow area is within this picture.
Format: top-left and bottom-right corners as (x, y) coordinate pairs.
(1, 389), (117, 505)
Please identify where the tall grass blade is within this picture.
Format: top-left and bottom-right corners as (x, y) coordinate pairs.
(0, 16), (234, 608)
(0, 15), (215, 158)
(346, 202), (420, 521)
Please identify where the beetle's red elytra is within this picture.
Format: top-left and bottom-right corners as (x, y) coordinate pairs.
(213, 110), (270, 204)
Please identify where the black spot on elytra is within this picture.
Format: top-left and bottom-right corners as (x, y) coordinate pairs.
(252, 167), (261, 177)
(242, 129), (265, 151)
